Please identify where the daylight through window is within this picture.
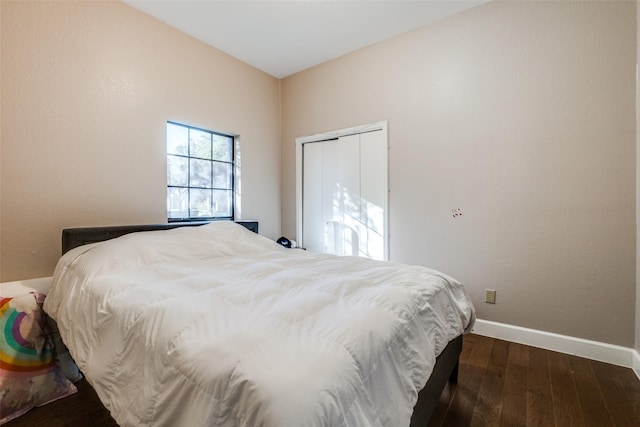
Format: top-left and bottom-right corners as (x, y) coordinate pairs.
(166, 121), (234, 221)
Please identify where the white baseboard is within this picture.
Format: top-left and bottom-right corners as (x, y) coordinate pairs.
(1, 276), (53, 295)
(472, 319), (637, 372)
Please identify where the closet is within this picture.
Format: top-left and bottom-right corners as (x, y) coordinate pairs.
(296, 122), (388, 260)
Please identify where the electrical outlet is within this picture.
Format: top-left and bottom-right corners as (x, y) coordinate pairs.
(485, 289), (496, 304)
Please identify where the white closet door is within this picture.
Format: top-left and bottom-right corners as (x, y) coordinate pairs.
(298, 123), (387, 260)
(302, 141), (324, 253)
(359, 131), (386, 260)
(324, 135), (360, 256)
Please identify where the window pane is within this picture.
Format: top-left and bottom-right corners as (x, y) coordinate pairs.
(189, 158), (212, 188)
(190, 129), (212, 160)
(213, 189), (233, 217)
(190, 188), (212, 218)
(213, 134), (233, 162)
(167, 187), (189, 218)
(167, 123), (188, 155)
(167, 121), (234, 221)
(213, 162), (232, 189)
(167, 155), (188, 186)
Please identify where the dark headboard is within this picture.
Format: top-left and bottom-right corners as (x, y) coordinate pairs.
(61, 220), (259, 255)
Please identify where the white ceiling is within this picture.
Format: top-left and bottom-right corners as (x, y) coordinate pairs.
(123, 1), (487, 79)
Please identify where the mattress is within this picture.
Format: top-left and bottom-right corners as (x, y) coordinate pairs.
(44, 221), (475, 427)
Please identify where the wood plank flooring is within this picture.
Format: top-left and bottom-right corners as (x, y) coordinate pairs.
(5, 334), (639, 426)
(428, 334), (640, 426)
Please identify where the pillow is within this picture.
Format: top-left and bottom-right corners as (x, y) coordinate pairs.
(0, 292), (77, 424)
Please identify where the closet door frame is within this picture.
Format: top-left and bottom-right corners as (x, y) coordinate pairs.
(295, 120), (388, 259)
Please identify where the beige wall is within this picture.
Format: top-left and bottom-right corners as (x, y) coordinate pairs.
(636, 1), (640, 354)
(282, 1), (636, 346)
(0, 1), (281, 281)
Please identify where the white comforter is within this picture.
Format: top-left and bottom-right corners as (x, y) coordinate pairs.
(44, 222), (475, 427)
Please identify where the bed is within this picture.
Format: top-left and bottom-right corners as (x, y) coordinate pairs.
(43, 220), (475, 427)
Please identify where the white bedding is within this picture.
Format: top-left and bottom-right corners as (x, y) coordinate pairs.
(44, 221), (475, 427)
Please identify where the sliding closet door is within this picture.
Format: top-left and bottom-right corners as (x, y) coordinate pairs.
(323, 135), (360, 256)
(300, 127), (387, 260)
(302, 142), (324, 253)
(359, 130), (386, 260)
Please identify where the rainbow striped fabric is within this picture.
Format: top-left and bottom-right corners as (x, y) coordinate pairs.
(1, 293), (54, 375)
(0, 292), (76, 424)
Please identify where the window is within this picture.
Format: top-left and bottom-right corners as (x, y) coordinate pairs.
(166, 121), (234, 221)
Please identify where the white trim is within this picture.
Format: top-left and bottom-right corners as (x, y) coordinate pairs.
(1, 277), (53, 296)
(295, 140), (303, 245)
(472, 319), (636, 369)
(633, 350), (640, 381)
(296, 121), (387, 144)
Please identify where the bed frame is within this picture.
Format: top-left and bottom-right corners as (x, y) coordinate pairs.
(62, 220), (259, 255)
(59, 220), (461, 426)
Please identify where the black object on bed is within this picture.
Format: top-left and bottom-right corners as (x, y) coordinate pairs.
(58, 220), (461, 426)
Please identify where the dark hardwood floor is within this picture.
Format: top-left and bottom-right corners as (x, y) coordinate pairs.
(428, 334), (640, 427)
(5, 334), (640, 426)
